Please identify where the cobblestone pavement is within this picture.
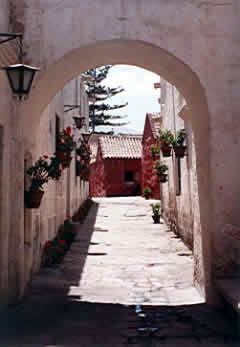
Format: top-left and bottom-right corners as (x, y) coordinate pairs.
(0, 197), (238, 346)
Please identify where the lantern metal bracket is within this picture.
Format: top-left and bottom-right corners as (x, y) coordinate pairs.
(0, 33), (23, 62)
(64, 104), (80, 113)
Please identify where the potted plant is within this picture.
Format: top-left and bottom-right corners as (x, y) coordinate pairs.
(76, 161), (90, 180)
(56, 127), (76, 168)
(76, 141), (92, 162)
(151, 202), (161, 223)
(157, 129), (174, 157)
(172, 129), (187, 158)
(25, 155), (62, 208)
(150, 143), (160, 160)
(153, 160), (168, 183)
(143, 186), (152, 199)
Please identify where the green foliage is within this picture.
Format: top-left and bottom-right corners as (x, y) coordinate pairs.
(153, 160), (168, 174)
(172, 129), (186, 147)
(143, 186), (152, 198)
(56, 127), (76, 152)
(42, 200), (93, 267)
(151, 202), (161, 216)
(84, 65), (128, 131)
(26, 156), (50, 192)
(76, 141), (92, 161)
(150, 143), (160, 155)
(157, 129), (174, 146)
(26, 127), (76, 192)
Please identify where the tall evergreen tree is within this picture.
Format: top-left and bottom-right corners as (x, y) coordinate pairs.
(84, 65), (128, 132)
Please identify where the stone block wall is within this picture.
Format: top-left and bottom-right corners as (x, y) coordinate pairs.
(23, 76), (90, 283)
(160, 80), (195, 250)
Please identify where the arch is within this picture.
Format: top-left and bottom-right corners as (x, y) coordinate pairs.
(22, 39), (211, 302)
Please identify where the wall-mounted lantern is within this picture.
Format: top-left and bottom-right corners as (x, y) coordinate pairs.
(0, 33), (40, 99)
(81, 132), (91, 144)
(73, 116), (86, 129)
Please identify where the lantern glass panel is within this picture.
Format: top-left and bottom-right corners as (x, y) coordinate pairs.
(23, 68), (35, 93)
(7, 68), (20, 93)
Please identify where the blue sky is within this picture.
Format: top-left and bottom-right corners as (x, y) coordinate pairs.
(102, 65), (160, 133)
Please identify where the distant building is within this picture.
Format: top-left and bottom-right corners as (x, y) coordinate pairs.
(142, 113), (162, 199)
(90, 135), (142, 197)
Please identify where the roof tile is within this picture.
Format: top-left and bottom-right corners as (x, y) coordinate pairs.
(99, 135), (142, 159)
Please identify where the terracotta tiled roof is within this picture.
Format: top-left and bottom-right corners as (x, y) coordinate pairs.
(147, 113), (162, 138)
(99, 135), (142, 159)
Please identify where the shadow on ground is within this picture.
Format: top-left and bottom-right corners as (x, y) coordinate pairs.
(0, 200), (239, 346)
(0, 301), (238, 346)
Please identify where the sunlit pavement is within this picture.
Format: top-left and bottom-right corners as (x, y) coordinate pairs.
(0, 197), (238, 346)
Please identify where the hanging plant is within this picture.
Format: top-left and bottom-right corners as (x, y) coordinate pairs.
(76, 160), (90, 180)
(25, 155), (62, 208)
(150, 143), (160, 160)
(76, 141), (92, 162)
(157, 129), (174, 157)
(153, 160), (168, 183)
(56, 127), (76, 167)
(172, 129), (187, 158)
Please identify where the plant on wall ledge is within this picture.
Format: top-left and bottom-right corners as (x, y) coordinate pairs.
(25, 155), (62, 208)
(150, 143), (160, 160)
(172, 129), (187, 158)
(42, 199), (94, 267)
(153, 160), (168, 183)
(157, 129), (174, 157)
(56, 127), (76, 168)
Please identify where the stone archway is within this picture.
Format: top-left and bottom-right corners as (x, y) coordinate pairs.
(22, 39), (211, 302)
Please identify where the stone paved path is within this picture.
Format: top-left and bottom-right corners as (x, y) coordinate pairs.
(0, 197), (238, 346)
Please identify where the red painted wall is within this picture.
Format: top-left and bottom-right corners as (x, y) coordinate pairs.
(142, 118), (160, 199)
(90, 150), (141, 197)
(104, 158), (141, 197)
(90, 149), (106, 197)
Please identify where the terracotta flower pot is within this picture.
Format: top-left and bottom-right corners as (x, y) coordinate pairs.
(173, 146), (186, 158)
(80, 168), (90, 181)
(158, 173), (168, 183)
(151, 152), (158, 161)
(152, 215), (160, 224)
(161, 146), (172, 157)
(57, 151), (72, 168)
(24, 190), (44, 208)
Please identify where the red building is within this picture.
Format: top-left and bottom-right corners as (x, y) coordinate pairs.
(90, 135), (142, 197)
(142, 113), (162, 199)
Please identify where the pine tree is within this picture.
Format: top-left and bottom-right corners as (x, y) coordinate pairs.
(84, 65), (128, 132)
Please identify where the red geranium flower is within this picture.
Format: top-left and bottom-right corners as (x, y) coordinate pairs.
(66, 126), (71, 134)
(45, 241), (51, 247)
(67, 216), (72, 220)
(43, 155), (48, 159)
(59, 240), (66, 246)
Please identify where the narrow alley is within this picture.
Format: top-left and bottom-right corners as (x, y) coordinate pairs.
(0, 198), (237, 346)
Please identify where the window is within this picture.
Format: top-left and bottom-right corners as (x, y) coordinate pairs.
(125, 171), (134, 182)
